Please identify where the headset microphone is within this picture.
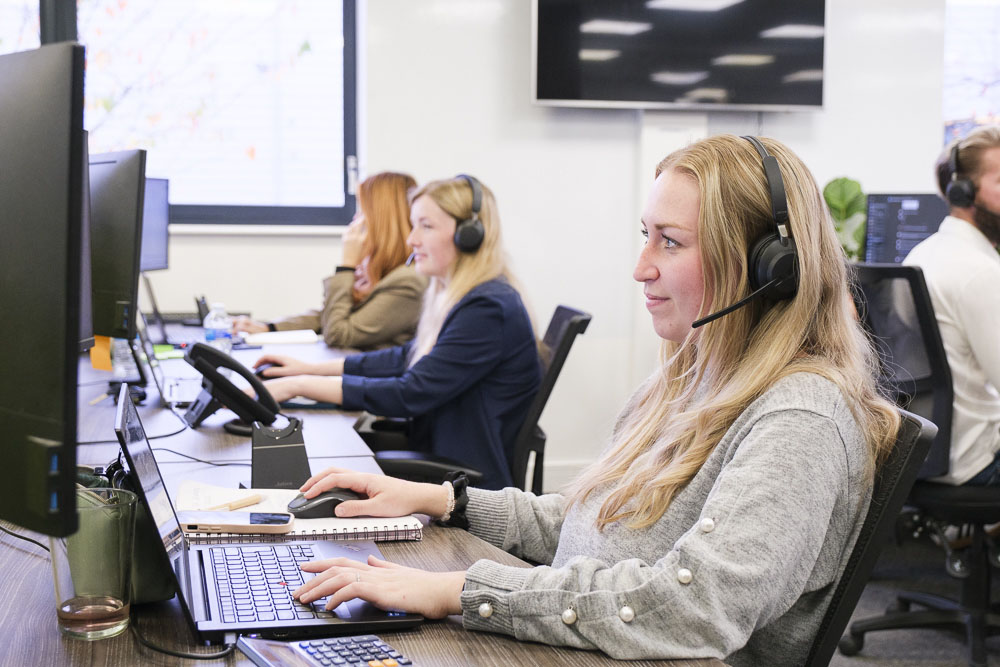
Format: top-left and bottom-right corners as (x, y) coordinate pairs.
(691, 277), (783, 328)
(690, 136), (799, 330)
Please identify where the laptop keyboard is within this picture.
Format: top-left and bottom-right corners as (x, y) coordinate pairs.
(211, 544), (334, 624)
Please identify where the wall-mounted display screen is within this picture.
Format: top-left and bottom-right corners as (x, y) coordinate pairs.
(534, 0), (825, 111)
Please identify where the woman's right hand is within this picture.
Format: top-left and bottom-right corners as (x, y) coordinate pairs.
(341, 217), (368, 268)
(252, 354), (317, 378)
(232, 316), (268, 334)
(300, 467), (450, 519)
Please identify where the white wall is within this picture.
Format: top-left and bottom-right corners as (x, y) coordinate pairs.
(152, 0), (946, 491)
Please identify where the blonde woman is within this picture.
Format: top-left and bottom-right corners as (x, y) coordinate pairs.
(233, 172), (427, 349)
(283, 136), (900, 666)
(255, 175), (541, 490)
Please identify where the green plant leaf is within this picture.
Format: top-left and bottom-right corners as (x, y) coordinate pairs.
(823, 177), (864, 222)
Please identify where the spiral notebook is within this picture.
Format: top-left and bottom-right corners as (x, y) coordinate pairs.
(175, 481), (423, 543)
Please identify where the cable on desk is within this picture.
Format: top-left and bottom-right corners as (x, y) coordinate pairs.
(0, 525), (49, 552)
(130, 613), (236, 660)
(152, 447), (251, 467)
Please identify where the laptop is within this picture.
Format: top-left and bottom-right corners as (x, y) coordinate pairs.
(113, 388), (423, 644)
(141, 273), (209, 346)
(136, 312), (203, 407)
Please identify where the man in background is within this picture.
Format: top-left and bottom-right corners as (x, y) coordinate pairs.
(903, 125), (1000, 487)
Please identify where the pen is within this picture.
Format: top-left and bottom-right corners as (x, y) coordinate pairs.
(203, 493), (263, 512)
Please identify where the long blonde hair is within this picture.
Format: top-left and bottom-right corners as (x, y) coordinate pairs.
(354, 171), (417, 303)
(407, 176), (525, 365)
(567, 134), (900, 530)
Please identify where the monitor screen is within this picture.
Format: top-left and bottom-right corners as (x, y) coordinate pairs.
(534, 0), (825, 110)
(139, 178), (169, 272)
(0, 43), (85, 537)
(89, 149), (147, 340)
(864, 194), (950, 264)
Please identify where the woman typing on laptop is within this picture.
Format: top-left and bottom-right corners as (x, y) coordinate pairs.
(287, 137), (900, 666)
(232, 171), (427, 350)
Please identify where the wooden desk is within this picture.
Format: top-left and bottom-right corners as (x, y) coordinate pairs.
(0, 351), (726, 666)
(77, 348), (372, 464)
(0, 518), (722, 666)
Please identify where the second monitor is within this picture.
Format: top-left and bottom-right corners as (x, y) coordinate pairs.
(864, 193), (949, 264)
(90, 149), (147, 340)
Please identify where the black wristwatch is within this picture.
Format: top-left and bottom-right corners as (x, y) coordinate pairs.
(439, 471), (470, 530)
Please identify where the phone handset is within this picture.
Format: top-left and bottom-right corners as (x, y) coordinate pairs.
(182, 342), (281, 434)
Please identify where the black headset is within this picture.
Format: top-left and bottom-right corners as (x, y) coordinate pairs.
(946, 141), (977, 208)
(689, 137), (799, 329)
(743, 135), (799, 301)
(454, 174), (485, 252)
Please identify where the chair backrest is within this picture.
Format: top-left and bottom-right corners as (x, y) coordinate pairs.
(511, 305), (591, 494)
(853, 263), (953, 478)
(805, 409), (937, 667)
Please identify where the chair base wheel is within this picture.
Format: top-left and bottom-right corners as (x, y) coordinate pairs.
(838, 633), (864, 656)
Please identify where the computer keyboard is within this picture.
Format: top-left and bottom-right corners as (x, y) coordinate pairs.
(211, 544), (332, 624)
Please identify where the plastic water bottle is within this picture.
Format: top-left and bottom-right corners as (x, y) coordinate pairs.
(203, 302), (233, 355)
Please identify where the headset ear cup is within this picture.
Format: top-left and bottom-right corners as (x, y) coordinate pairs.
(454, 217), (484, 252)
(748, 233), (798, 300)
(946, 179), (976, 208)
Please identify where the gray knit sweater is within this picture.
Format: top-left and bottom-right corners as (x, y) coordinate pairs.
(458, 372), (870, 667)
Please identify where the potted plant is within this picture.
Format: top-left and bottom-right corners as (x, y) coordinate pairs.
(823, 177), (866, 261)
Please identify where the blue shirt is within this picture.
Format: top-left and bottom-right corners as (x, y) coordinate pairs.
(341, 279), (541, 489)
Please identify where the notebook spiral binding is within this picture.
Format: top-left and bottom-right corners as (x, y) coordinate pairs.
(186, 523), (423, 545)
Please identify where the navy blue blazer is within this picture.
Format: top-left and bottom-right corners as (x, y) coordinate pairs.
(340, 279), (541, 490)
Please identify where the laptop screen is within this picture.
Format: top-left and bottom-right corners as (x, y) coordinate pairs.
(136, 313), (168, 396)
(114, 390), (184, 559)
(864, 194), (949, 264)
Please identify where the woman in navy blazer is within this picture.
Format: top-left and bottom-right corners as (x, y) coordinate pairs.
(255, 175), (541, 490)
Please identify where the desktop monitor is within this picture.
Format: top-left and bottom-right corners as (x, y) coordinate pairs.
(89, 149), (147, 340)
(864, 194), (950, 264)
(0, 43), (86, 537)
(139, 178), (169, 272)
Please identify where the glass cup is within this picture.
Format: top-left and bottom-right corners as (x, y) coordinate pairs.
(49, 488), (137, 640)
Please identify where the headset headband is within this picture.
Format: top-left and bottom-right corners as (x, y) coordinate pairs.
(741, 135), (790, 243)
(949, 141), (962, 182)
(456, 174), (482, 217)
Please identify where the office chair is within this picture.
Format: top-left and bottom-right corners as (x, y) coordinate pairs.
(373, 305), (591, 493)
(805, 409), (936, 667)
(838, 263), (1000, 667)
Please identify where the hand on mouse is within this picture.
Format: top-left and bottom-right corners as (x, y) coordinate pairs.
(300, 467), (451, 520)
(252, 354), (312, 378)
(294, 554), (465, 619)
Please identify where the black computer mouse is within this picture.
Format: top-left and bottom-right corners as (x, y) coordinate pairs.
(254, 362), (278, 379)
(287, 488), (362, 519)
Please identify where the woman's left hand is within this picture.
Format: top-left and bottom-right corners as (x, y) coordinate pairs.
(293, 555), (466, 619)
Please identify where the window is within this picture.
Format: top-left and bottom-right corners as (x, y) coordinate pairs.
(0, 0), (40, 54)
(40, 0), (357, 226)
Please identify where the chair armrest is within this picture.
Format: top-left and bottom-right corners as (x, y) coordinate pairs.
(375, 450), (484, 486)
